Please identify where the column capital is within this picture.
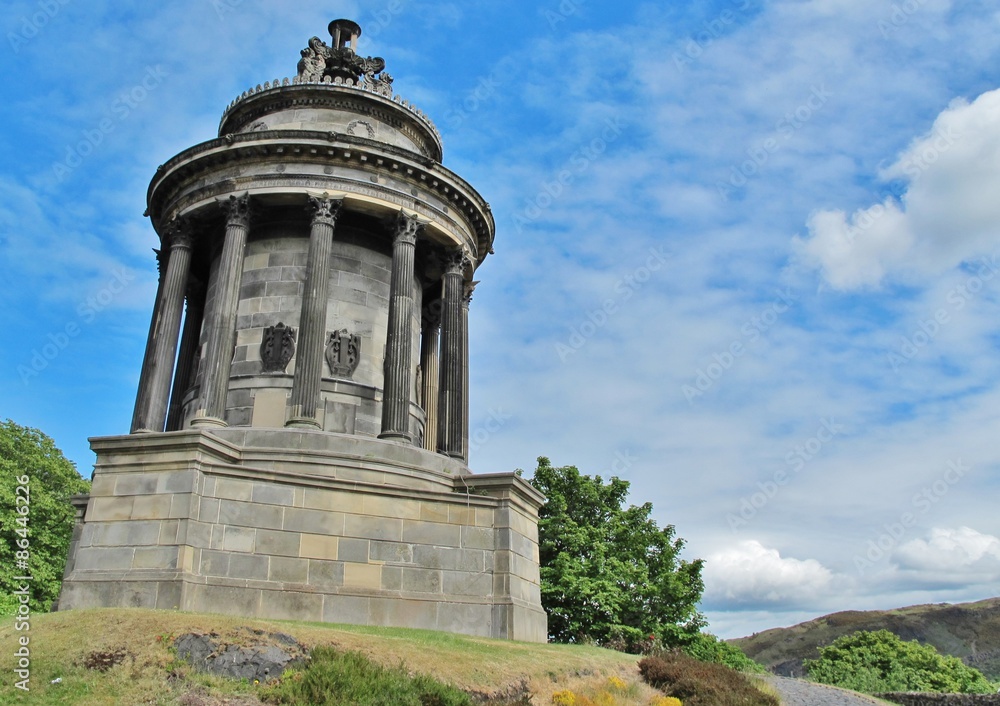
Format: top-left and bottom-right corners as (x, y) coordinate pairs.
(307, 194), (342, 227)
(422, 301), (442, 331)
(394, 211), (422, 246)
(221, 192), (253, 229)
(462, 280), (479, 307)
(443, 250), (472, 277)
(164, 216), (195, 251)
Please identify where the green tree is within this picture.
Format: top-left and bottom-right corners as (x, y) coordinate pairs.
(0, 420), (90, 614)
(805, 629), (994, 694)
(528, 456), (705, 648)
(682, 632), (765, 673)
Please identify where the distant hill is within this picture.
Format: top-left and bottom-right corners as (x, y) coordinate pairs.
(732, 597), (1000, 680)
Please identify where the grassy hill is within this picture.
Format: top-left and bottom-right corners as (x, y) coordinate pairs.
(0, 608), (668, 705)
(732, 597), (1000, 680)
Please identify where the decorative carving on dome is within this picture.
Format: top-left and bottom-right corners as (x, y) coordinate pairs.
(326, 329), (361, 378)
(347, 120), (376, 139)
(294, 30), (393, 97)
(260, 322), (296, 373)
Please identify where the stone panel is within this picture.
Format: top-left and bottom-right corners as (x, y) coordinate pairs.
(269, 556), (308, 583)
(219, 499), (284, 530)
(300, 533), (339, 560)
(401, 520), (460, 547)
(344, 514), (402, 542)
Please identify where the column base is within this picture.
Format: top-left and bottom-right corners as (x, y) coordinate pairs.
(190, 415), (228, 429)
(378, 431), (414, 444)
(285, 417), (322, 430)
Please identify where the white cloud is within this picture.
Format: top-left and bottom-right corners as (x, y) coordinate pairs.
(894, 526), (1000, 575)
(795, 87), (1000, 289)
(703, 540), (833, 607)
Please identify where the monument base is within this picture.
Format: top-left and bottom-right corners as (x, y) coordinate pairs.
(58, 429), (547, 642)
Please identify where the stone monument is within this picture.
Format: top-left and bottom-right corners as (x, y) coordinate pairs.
(58, 19), (547, 642)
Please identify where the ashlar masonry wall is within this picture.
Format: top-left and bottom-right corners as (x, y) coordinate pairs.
(59, 429), (547, 642)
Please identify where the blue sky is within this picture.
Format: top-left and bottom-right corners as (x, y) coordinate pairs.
(3, 0), (1000, 639)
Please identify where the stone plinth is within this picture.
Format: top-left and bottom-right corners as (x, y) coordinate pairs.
(58, 430), (547, 642)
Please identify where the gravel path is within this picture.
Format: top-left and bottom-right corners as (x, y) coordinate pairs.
(766, 676), (891, 706)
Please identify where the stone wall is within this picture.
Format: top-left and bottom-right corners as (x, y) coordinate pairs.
(878, 695), (1000, 706)
(58, 429), (547, 642)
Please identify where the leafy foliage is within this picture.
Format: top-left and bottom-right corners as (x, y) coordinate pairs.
(528, 457), (705, 647)
(0, 419), (90, 614)
(680, 633), (764, 673)
(260, 646), (472, 705)
(638, 652), (778, 706)
(804, 629), (995, 694)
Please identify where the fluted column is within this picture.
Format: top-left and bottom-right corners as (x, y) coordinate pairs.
(437, 251), (470, 458)
(131, 217), (194, 433)
(192, 193), (252, 428)
(165, 279), (206, 432)
(379, 212), (421, 442)
(287, 195), (342, 429)
(130, 248), (166, 433)
(460, 280), (477, 462)
(419, 301), (441, 452)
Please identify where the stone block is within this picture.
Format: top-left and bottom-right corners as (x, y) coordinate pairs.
(442, 570), (492, 597)
(266, 589), (323, 622)
(92, 519), (162, 547)
(161, 471), (198, 494)
(199, 497), (221, 523)
(322, 594), (371, 625)
(75, 546), (135, 571)
(155, 581), (182, 610)
(299, 533), (339, 560)
(88, 496), (135, 522)
(381, 565), (402, 591)
(369, 597), (438, 631)
(119, 581), (160, 608)
(269, 556), (308, 583)
(115, 474), (159, 496)
(133, 546), (178, 570)
(448, 506), (476, 525)
(461, 526), (495, 551)
(419, 502), (450, 524)
(343, 562), (381, 589)
(89, 475), (116, 497)
(256, 529), (300, 557)
(401, 567), (442, 594)
(131, 495), (173, 520)
(169, 493), (198, 520)
(158, 519), (180, 545)
(187, 584), (261, 617)
(337, 537), (370, 563)
(401, 520), (460, 548)
(413, 545), (484, 572)
(307, 559), (344, 587)
(251, 389), (288, 428)
(370, 541), (413, 563)
(437, 602), (492, 637)
(201, 549), (231, 576)
(344, 514), (402, 542)
(215, 478), (254, 502)
(283, 507), (344, 535)
(219, 499), (284, 531)
(229, 553), (269, 581)
(252, 482), (295, 506)
(362, 494), (421, 520)
(222, 526), (256, 553)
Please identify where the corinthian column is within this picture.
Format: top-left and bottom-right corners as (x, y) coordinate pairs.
(131, 217), (194, 433)
(419, 299), (441, 452)
(130, 248), (166, 433)
(460, 280), (477, 462)
(379, 211), (421, 442)
(165, 278), (206, 432)
(287, 195), (342, 429)
(437, 251), (470, 458)
(192, 193), (252, 428)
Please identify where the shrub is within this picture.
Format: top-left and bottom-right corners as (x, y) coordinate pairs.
(680, 633), (764, 673)
(261, 646), (472, 705)
(552, 690), (576, 705)
(650, 698), (682, 706)
(639, 652), (778, 706)
(804, 629), (994, 695)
